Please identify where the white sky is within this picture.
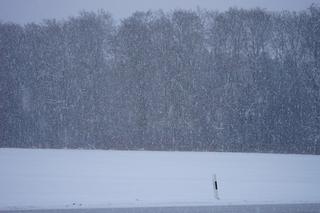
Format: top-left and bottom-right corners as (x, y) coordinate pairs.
(0, 0), (319, 24)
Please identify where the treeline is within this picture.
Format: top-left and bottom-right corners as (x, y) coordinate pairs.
(0, 6), (320, 154)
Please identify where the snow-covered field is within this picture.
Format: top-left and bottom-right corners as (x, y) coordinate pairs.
(0, 148), (320, 211)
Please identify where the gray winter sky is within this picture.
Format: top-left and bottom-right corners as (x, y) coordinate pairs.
(0, 0), (319, 24)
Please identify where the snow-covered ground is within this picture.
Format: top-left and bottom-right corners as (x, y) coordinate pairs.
(0, 148), (319, 210)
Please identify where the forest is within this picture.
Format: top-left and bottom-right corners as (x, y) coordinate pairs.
(0, 5), (319, 154)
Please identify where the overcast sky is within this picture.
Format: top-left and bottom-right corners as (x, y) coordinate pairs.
(0, 0), (319, 24)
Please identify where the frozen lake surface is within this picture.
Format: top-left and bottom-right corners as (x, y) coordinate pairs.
(0, 148), (320, 211)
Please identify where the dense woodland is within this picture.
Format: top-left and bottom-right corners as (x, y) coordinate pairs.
(1, 5), (320, 154)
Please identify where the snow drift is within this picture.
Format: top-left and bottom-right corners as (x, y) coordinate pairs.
(0, 148), (319, 210)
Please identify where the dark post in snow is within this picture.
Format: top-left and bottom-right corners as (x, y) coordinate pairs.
(213, 174), (220, 200)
